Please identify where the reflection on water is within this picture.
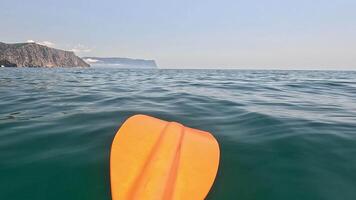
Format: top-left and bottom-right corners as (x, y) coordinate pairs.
(1, 68), (356, 200)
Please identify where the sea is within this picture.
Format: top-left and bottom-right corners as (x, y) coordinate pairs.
(1, 67), (356, 200)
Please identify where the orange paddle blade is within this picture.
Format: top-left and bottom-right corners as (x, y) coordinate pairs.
(110, 114), (220, 200)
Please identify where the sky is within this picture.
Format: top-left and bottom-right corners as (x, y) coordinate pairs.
(1, 0), (356, 70)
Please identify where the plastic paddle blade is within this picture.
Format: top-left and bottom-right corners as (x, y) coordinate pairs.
(110, 114), (220, 200)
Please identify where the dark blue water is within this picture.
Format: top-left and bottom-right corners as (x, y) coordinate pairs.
(1, 68), (356, 200)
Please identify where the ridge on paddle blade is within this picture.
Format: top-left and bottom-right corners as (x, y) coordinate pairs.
(110, 114), (220, 200)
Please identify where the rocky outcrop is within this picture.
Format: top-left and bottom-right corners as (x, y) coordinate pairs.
(83, 57), (157, 68)
(0, 42), (90, 67)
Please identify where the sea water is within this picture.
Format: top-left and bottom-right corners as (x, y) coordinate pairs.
(0, 68), (356, 200)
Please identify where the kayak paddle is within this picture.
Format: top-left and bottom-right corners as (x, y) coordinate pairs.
(110, 114), (220, 200)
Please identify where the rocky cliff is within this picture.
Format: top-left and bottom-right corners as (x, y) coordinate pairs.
(83, 57), (157, 68)
(0, 42), (90, 67)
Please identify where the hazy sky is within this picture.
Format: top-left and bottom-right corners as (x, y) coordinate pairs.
(1, 0), (356, 69)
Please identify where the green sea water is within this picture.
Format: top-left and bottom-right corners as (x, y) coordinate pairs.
(1, 68), (356, 199)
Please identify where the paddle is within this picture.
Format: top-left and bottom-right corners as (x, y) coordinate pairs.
(110, 114), (220, 200)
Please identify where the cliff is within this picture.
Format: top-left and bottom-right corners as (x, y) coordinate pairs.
(0, 42), (90, 67)
(83, 57), (157, 68)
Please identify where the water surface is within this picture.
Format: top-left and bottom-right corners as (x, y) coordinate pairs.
(1, 68), (356, 199)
